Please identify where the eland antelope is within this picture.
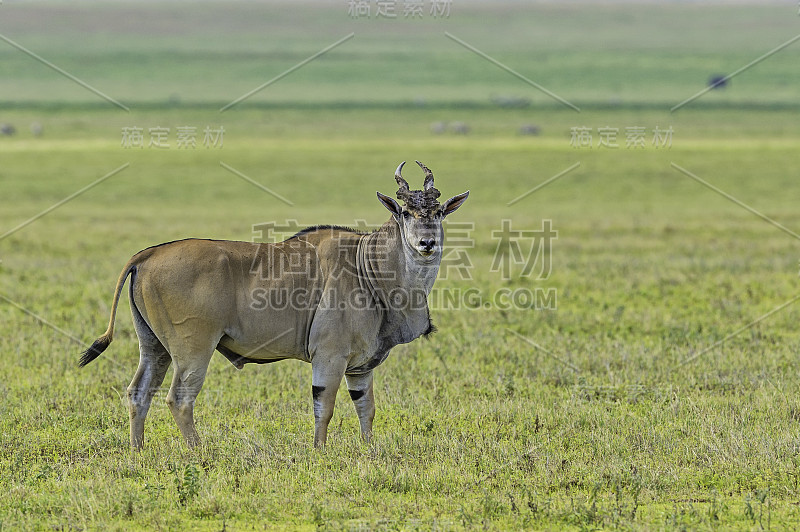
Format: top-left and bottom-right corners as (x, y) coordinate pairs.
(80, 161), (469, 448)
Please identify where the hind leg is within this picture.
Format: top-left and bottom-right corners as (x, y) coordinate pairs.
(128, 260), (229, 449)
(128, 304), (172, 449)
(165, 349), (214, 448)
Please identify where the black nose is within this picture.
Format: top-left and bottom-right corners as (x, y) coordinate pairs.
(419, 238), (435, 251)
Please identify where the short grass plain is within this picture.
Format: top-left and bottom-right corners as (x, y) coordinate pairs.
(2, 1), (800, 530)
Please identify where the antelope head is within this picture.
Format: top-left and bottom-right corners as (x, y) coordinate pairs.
(377, 161), (469, 262)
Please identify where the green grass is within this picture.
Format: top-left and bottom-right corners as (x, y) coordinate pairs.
(3, 106), (800, 530)
(3, 1), (800, 530)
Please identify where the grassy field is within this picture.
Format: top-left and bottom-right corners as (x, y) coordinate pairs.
(3, 1), (800, 530)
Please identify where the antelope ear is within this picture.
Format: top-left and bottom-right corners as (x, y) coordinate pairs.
(441, 191), (469, 217)
(377, 191), (401, 216)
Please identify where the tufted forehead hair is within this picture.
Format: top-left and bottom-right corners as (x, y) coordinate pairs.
(394, 161), (441, 217)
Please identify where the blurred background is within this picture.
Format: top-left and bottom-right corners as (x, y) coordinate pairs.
(1, 0), (798, 107)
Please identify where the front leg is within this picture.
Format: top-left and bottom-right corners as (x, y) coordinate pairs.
(311, 355), (348, 448)
(346, 372), (375, 441)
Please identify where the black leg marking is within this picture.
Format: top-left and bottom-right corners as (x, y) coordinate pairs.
(312, 385), (325, 400)
(348, 389), (365, 401)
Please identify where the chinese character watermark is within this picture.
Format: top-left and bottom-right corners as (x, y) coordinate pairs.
(651, 126), (673, 149)
(347, 0), (371, 18)
(348, 0), (451, 19)
(176, 126), (197, 149)
(490, 219), (557, 281)
(569, 126), (592, 149)
(148, 127), (170, 149)
(202, 126), (225, 149)
(570, 126), (673, 149)
(120, 127), (144, 149)
(597, 126), (618, 149)
(439, 221), (474, 281)
(625, 126), (647, 149)
(121, 126), (224, 149)
(430, 0), (452, 18)
(375, 0), (397, 18)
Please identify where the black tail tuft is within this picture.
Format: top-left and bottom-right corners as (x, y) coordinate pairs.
(79, 335), (111, 367)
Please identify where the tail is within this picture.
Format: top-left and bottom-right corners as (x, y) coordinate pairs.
(79, 256), (138, 367)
